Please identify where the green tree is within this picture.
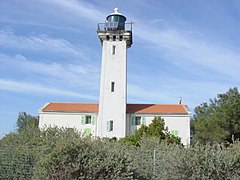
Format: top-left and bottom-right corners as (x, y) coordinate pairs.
(0, 113), (41, 179)
(192, 87), (240, 144)
(120, 116), (181, 146)
(17, 112), (39, 132)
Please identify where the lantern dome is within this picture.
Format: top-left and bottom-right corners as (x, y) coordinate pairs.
(106, 8), (126, 30)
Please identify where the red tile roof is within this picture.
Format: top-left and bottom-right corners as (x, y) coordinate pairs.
(42, 102), (189, 114)
(127, 104), (188, 114)
(42, 103), (99, 113)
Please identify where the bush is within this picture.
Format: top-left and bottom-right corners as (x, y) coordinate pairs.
(31, 128), (138, 179)
(1, 127), (240, 179)
(132, 138), (240, 179)
(120, 117), (181, 146)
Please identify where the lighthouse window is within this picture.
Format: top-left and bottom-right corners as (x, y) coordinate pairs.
(113, 35), (116, 41)
(107, 120), (113, 132)
(112, 45), (116, 55)
(111, 82), (115, 92)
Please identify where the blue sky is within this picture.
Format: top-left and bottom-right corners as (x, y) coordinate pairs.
(0, 0), (239, 137)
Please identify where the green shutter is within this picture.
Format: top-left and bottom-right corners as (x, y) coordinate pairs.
(107, 121), (110, 132)
(91, 115), (95, 125)
(141, 117), (146, 125)
(171, 130), (179, 137)
(175, 130), (179, 136)
(131, 116), (135, 126)
(81, 116), (85, 125)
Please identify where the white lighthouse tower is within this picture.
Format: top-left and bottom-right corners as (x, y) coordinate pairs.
(97, 8), (132, 138)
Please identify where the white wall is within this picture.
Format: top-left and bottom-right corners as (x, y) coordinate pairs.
(128, 114), (191, 146)
(39, 112), (97, 136)
(39, 112), (190, 145)
(162, 115), (190, 146)
(97, 34), (129, 138)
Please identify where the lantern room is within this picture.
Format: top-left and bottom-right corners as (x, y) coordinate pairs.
(105, 8), (127, 30)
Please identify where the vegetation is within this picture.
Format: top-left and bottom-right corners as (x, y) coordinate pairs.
(1, 125), (240, 179)
(120, 116), (181, 146)
(192, 87), (240, 144)
(17, 112), (39, 132)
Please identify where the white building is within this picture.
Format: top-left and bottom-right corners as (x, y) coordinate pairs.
(39, 8), (191, 146)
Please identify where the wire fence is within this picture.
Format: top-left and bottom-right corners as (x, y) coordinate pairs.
(0, 145), (157, 179)
(0, 146), (36, 179)
(1, 143), (239, 179)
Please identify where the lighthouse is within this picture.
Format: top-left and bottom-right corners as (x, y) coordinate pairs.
(39, 8), (191, 146)
(97, 8), (132, 138)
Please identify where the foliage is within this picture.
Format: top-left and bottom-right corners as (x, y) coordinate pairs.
(0, 127), (139, 179)
(0, 121), (40, 179)
(1, 111), (240, 179)
(0, 145), (35, 179)
(120, 116), (181, 146)
(129, 138), (240, 179)
(17, 112), (39, 132)
(32, 128), (134, 179)
(1, 129), (240, 179)
(192, 87), (240, 144)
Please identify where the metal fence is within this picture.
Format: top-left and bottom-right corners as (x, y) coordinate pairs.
(1, 144), (238, 179)
(0, 146), (36, 179)
(0, 145), (157, 179)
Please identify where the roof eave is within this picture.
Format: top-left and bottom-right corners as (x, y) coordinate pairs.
(42, 110), (98, 113)
(127, 112), (189, 115)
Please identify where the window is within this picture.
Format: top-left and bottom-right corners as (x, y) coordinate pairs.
(81, 115), (96, 125)
(171, 130), (179, 137)
(111, 82), (115, 92)
(85, 115), (92, 124)
(112, 45), (116, 55)
(113, 36), (116, 41)
(131, 116), (146, 126)
(135, 117), (141, 126)
(107, 120), (113, 132)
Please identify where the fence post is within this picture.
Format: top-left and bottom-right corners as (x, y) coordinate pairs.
(153, 148), (156, 178)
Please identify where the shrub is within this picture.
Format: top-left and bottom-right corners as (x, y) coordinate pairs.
(1, 127), (240, 179)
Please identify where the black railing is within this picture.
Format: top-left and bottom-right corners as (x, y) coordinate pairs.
(97, 22), (133, 31)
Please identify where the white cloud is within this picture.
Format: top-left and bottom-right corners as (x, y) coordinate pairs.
(0, 29), (86, 58)
(127, 73), (234, 109)
(128, 84), (175, 103)
(0, 53), (100, 90)
(0, 79), (97, 100)
(0, 17), (80, 32)
(134, 25), (240, 80)
(0, 0), (107, 33)
(40, 0), (105, 22)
